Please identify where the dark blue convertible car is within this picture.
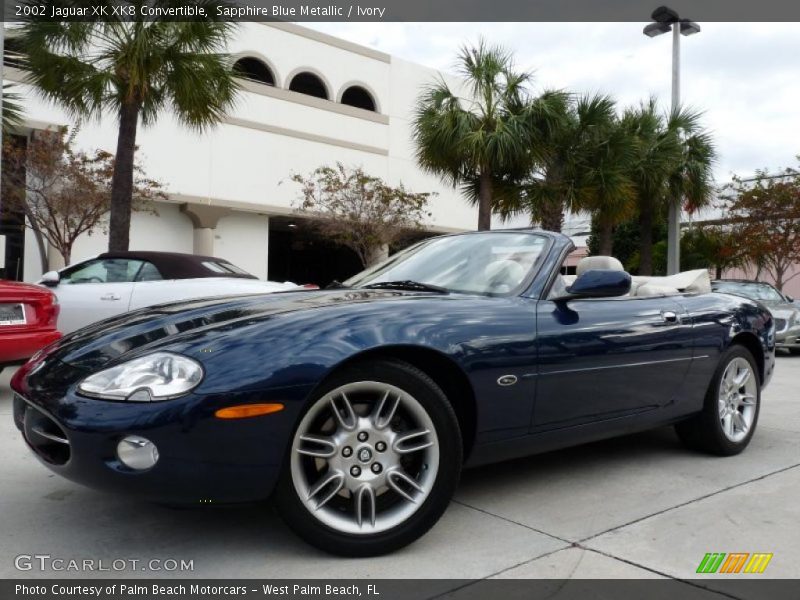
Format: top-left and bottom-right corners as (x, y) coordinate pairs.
(12, 230), (775, 556)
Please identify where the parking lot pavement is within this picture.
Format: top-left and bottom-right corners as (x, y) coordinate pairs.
(1, 356), (798, 583)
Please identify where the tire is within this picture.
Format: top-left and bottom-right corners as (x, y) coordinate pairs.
(274, 359), (462, 556)
(788, 348), (800, 356)
(675, 345), (761, 456)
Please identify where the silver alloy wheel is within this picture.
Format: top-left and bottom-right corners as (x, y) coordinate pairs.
(718, 357), (758, 443)
(290, 381), (440, 535)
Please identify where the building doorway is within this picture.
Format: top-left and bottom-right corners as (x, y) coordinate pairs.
(268, 217), (363, 287)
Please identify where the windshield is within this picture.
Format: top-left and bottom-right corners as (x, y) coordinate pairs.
(201, 260), (256, 278)
(345, 232), (549, 295)
(713, 281), (785, 302)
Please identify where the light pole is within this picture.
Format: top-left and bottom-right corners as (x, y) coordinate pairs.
(644, 6), (700, 275)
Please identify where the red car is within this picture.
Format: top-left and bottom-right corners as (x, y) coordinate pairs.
(0, 280), (61, 373)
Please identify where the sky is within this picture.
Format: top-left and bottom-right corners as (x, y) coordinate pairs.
(307, 22), (800, 185)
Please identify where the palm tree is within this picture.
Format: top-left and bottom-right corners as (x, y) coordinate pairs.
(412, 39), (563, 230)
(2, 85), (25, 132)
(18, 12), (240, 251)
(621, 100), (715, 275)
(513, 93), (635, 241)
(586, 114), (638, 255)
(666, 108), (716, 218)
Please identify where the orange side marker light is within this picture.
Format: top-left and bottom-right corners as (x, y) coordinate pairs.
(215, 403), (285, 419)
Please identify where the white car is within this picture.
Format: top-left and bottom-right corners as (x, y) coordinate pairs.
(38, 251), (304, 334)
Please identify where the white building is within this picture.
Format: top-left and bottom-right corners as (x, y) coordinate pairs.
(3, 22), (491, 285)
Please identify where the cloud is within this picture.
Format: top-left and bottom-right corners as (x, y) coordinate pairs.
(307, 22), (800, 181)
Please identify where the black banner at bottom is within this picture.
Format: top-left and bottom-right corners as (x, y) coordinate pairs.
(3, 579), (799, 600)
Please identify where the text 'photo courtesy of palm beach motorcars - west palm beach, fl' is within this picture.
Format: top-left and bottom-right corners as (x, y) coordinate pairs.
(1, 0), (800, 592)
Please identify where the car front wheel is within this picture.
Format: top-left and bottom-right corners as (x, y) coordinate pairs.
(274, 359), (462, 556)
(676, 345), (760, 455)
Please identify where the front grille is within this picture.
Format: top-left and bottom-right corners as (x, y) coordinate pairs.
(14, 395), (71, 465)
(774, 318), (787, 333)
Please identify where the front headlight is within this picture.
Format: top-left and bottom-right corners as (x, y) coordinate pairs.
(77, 352), (204, 401)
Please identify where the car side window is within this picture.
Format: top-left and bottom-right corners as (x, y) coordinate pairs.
(61, 259), (145, 284)
(135, 261), (163, 282)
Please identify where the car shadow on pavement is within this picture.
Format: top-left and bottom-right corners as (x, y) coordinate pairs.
(461, 427), (685, 486)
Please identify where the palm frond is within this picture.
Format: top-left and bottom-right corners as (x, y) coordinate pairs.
(2, 84), (25, 132)
(17, 16), (240, 130)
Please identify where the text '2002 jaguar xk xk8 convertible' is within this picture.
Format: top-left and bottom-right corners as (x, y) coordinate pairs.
(11, 230), (775, 556)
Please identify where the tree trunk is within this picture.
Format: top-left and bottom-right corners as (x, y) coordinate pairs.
(715, 265), (722, 280)
(775, 269), (784, 292)
(597, 218), (614, 256)
(60, 243), (72, 268)
(539, 198), (564, 233)
(108, 100), (141, 252)
(477, 171), (492, 231)
(638, 202), (654, 276)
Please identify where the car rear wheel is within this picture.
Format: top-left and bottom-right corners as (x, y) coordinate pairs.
(274, 359), (462, 556)
(675, 345), (760, 455)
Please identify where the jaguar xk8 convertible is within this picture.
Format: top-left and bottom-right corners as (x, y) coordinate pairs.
(11, 230), (775, 556)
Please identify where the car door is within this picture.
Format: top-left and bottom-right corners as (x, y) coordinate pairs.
(128, 277), (221, 310)
(52, 258), (143, 333)
(532, 294), (694, 429)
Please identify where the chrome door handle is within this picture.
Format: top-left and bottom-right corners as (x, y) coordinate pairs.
(100, 293), (121, 301)
(662, 310), (678, 323)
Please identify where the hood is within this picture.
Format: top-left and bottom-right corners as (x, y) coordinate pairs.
(759, 299), (796, 311)
(39, 288), (437, 372)
(770, 305), (799, 321)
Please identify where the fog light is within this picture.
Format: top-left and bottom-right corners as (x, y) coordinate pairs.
(117, 436), (159, 470)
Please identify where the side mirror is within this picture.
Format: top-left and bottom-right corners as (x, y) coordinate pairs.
(564, 269), (631, 299)
(786, 296), (794, 302)
(40, 271), (61, 287)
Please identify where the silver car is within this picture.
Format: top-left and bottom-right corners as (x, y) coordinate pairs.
(712, 279), (800, 354)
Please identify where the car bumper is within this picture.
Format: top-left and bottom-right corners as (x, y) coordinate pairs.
(0, 330), (61, 367)
(11, 384), (309, 504)
(776, 326), (800, 349)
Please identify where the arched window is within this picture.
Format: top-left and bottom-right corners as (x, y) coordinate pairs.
(233, 57), (275, 86)
(288, 72), (328, 100)
(340, 86), (377, 112)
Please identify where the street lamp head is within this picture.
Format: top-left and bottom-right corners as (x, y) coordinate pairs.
(679, 20), (701, 35)
(651, 5), (679, 22)
(643, 22), (672, 37)
(645, 6), (700, 38)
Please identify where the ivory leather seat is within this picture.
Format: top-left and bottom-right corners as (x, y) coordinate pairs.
(571, 256), (711, 297)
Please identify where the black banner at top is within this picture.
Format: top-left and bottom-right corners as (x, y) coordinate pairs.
(3, 0), (800, 22)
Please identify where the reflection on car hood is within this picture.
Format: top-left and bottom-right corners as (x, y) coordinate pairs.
(715, 293), (797, 319)
(41, 288), (438, 371)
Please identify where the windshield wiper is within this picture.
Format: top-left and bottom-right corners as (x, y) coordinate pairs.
(361, 280), (449, 294)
